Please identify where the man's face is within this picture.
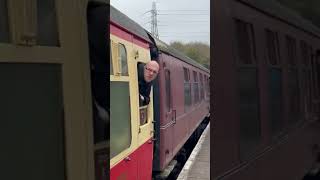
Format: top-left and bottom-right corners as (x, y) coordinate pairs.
(144, 62), (159, 82)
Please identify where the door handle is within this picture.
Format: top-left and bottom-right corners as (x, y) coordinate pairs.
(173, 110), (177, 124)
(124, 157), (131, 162)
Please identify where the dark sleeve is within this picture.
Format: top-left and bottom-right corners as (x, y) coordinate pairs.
(87, 4), (109, 144)
(137, 63), (144, 82)
(140, 84), (151, 106)
(145, 84), (152, 99)
(87, 4), (109, 110)
(87, 5), (108, 73)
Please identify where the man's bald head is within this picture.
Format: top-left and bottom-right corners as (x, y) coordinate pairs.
(144, 60), (159, 82)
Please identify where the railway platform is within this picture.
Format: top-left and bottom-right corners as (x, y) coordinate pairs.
(177, 122), (210, 180)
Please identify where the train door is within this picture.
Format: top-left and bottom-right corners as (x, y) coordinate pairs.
(163, 59), (175, 164)
(135, 42), (154, 180)
(87, 3), (109, 179)
(317, 50), (320, 115)
(110, 35), (138, 180)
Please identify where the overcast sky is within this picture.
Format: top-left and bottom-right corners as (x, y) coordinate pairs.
(111, 0), (210, 45)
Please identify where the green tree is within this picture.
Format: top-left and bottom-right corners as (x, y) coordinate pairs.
(170, 41), (210, 68)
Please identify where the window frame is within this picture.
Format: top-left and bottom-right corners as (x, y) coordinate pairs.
(0, 0), (10, 43)
(265, 28), (284, 138)
(118, 43), (129, 76)
(110, 81), (132, 159)
(183, 67), (192, 112)
(193, 70), (199, 104)
(165, 68), (172, 111)
(233, 18), (261, 161)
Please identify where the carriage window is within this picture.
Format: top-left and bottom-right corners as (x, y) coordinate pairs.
(288, 69), (300, 124)
(300, 41), (309, 66)
(266, 31), (283, 135)
(137, 62), (148, 125)
(110, 40), (113, 75)
(110, 82), (131, 158)
(165, 69), (172, 111)
(204, 76), (207, 100)
(183, 67), (191, 111)
(265, 29), (280, 65)
(234, 19), (256, 65)
(309, 46), (313, 67)
(307, 46), (313, 111)
(311, 48), (318, 107)
(234, 19), (260, 160)
(265, 29), (283, 137)
(316, 51), (320, 98)
(302, 69), (312, 114)
(310, 46), (315, 103)
(199, 73), (204, 101)
(206, 76), (209, 99)
(37, 0), (59, 46)
(300, 41), (313, 114)
(286, 35), (300, 124)
(207, 76), (210, 99)
(0, 0), (10, 43)
(118, 44), (128, 76)
(238, 68), (260, 160)
(193, 71), (199, 104)
(268, 68), (283, 136)
(286, 36), (297, 66)
(0, 63), (65, 180)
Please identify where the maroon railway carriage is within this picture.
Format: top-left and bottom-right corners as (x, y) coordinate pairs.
(213, 0), (320, 179)
(152, 38), (210, 173)
(109, 5), (210, 179)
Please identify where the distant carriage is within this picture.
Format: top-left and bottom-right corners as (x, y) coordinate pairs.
(213, 0), (320, 179)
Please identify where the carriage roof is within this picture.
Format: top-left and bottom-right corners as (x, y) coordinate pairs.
(242, 0), (320, 38)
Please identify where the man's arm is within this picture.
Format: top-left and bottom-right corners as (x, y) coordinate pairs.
(139, 94), (150, 106)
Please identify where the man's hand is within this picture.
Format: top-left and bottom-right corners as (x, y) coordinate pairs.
(140, 94), (145, 101)
(139, 94), (150, 105)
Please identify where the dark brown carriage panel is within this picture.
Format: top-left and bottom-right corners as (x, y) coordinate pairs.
(232, 0), (320, 145)
(232, 0), (319, 138)
(213, 0), (320, 179)
(155, 50), (209, 171)
(232, 0), (320, 119)
(235, 0), (320, 38)
(212, 0), (240, 176)
(211, 0), (320, 179)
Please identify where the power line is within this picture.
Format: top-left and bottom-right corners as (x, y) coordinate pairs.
(158, 13), (209, 16)
(142, 10), (209, 15)
(159, 24), (209, 26)
(157, 17), (210, 21)
(142, 20), (153, 25)
(161, 33), (210, 36)
(141, 10), (152, 16)
(159, 35), (209, 37)
(144, 21), (209, 26)
(160, 33), (210, 35)
(159, 32), (210, 34)
(158, 20), (209, 23)
(158, 10), (209, 12)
